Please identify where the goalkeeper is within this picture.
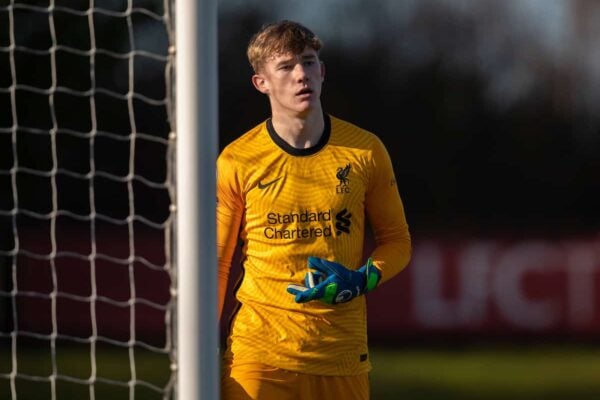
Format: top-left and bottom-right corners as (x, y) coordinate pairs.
(217, 20), (411, 400)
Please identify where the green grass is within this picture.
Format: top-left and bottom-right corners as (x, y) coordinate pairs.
(370, 344), (600, 400)
(0, 343), (173, 400)
(3, 343), (600, 399)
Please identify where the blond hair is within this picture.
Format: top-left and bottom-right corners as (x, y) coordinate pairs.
(247, 20), (323, 73)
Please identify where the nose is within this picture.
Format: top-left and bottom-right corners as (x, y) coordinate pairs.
(293, 63), (308, 82)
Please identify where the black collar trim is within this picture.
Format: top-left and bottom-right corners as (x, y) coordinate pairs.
(266, 114), (331, 156)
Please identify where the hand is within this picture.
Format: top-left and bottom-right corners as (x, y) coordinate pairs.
(286, 257), (381, 304)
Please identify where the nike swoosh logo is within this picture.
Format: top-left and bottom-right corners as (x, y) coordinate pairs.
(257, 177), (282, 190)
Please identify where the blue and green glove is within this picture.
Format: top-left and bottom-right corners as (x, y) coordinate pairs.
(287, 257), (381, 304)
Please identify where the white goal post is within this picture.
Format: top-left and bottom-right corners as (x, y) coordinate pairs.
(0, 0), (218, 399)
(175, 0), (219, 399)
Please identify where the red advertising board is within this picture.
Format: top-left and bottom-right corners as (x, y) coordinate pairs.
(366, 235), (600, 340)
(8, 230), (600, 343)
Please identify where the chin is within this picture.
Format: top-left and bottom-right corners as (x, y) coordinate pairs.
(294, 107), (316, 117)
(297, 100), (319, 112)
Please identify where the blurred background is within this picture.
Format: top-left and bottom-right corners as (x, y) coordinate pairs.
(220, 0), (600, 236)
(219, 0), (600, 335)
(1, 0), (600, 399)
(219, 2), (600, 397)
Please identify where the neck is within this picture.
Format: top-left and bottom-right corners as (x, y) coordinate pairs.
(271, 107), (325, 149)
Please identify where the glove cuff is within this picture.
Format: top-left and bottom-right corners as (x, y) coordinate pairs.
(363, 258), (381, 293)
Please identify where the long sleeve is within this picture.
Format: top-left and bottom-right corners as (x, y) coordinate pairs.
(365, 137), (412, 284)
(216, 152), (244, 319)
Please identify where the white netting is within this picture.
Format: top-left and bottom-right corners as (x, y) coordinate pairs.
(0, 1), (176, 399)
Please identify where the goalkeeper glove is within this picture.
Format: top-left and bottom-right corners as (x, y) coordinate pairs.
(286, 257), (381, 304)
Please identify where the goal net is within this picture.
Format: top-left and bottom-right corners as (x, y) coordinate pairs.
(0, 1), (177, 399)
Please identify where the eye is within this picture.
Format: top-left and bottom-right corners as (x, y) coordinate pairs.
(304, 60), (315, 66)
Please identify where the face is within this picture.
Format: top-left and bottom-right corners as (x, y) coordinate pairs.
(252, 47), (325, 117)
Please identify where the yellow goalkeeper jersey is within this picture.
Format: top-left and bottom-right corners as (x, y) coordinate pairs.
(217, 114), (411, 376)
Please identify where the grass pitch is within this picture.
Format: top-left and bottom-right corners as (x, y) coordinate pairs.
(2, 343), (600, 399)
(370, 344), (600, 400)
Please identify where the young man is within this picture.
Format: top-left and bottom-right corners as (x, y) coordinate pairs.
(217, 20), (411, 399)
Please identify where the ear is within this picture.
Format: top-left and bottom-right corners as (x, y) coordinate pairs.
(251, 74), (269, 94)
(320, 61), (326, 82)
